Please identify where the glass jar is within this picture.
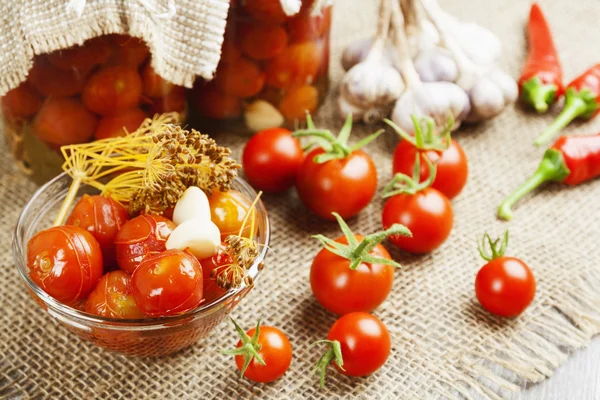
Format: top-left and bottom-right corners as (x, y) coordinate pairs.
(1, 35), (187, 184)
(190, 0), (331, 133)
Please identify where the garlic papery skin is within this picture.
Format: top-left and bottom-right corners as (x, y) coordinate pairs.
(341, 37), (394, 72)
(336, 95), (389, 124)
(244, 100), (284, 132)
(172, 186), (211, 226)
(166, 219), (221, 259)
(466, 69), (518, 122)
(414, 47), (457, 82)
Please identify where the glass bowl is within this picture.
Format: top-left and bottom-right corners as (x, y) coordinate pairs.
(12, 172), (269, 357)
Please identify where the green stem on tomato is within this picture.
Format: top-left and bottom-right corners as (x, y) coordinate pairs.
(477, 231), (509, 262)
(384, 114), (453, 152)
(308, 339), (345, 388)
(219, 318), (266, 379)
(381, 155), (437, 198)
(497, 148), (570, 220)
(534, 88), (598, 146)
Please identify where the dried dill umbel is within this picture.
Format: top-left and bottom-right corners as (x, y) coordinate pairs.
(53, 113), (240, 225)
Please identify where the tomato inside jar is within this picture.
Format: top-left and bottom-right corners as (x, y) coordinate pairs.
(0, 35), (187, 184)
(190, 1), (331, 133)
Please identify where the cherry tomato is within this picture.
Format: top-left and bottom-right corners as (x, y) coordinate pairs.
(327, 312), (390, 377)
(220, 38), (243, 65)
(287, 7), (331, 42)
(266, 42), (321, 89)
(131, 249), (204, 316)
(108, 35), (150, 68)
(48, 37), (111, 73)
(114, 214), (176, 274)
(85, 270), (145, 319)
(32, 98), (97, 147)
(192, 83), (241, 120)
(148, 86), (186, 115)
(208, 190), (253, 239)
(278, 84), (319, 121)
(475, 257), (536, 317)
(240, 24), (288, 60)
(243, 0), (288, 23)
(235, 325), (292, 383)
(27, 226), (103, 304)
(199, 244), (230, 303)
(94, 108), (147, 140)
(311, 235), (394, 315)
(82, 66), (143, 116)
(242, 128), (303, 193)
(215, 58), (265, 98)
(382, 188), (453, 253)
(28, 56), (86, 97)
(142, 63), (174, 98)
(392, 139), (468, 200)
(296, 148), (377, 220)
(66, 194), (130, 267)
(1, 82), (43, 118)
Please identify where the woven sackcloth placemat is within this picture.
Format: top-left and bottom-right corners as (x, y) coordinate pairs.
(0, 0), (229, 95)
(2, 0), (600, 398)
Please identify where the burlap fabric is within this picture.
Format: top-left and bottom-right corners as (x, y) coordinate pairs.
(0, 0), (229, 95)
(2, 0), (600, 398)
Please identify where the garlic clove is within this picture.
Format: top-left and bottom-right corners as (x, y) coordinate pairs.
(414, 47), (458, 83)
(172, 186), (211, 226)
(243, 100), (285, 132)
(166, 219), (221, 259)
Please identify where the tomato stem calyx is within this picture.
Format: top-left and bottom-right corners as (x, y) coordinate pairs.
(293, 113), (383, 163)
(385, 114), (453, 152)
(313, 212), (410, 270)
(478, 231), (509, 262)
(309, 339), (345, 388)
(382, 154), (437, 198)
(220, 317), (266, 379)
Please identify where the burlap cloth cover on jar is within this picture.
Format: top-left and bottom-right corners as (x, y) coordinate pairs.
(2, 0), (600, 399)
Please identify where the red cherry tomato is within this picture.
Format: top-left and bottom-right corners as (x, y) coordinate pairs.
(242, 128), (303, 193)
(85, 270), (145, 319)
(311, 235), (394, 315)
(296, 148), (377, 220)
(327, 312), (390, 377)
(48, 37), (111, 73)
(208, 190), (253, 239)
(1, 82), (43, 118)
(82, 66), (143, 116)
(114, 214), (176, 274)
(27, 226), (103, 304)
(142, 63), (174, 98)
(382, 188), (453, 253)
(235, 326), (292, 383)
(278, 84), (319, 121)
(94, 108), (147, 140)
(287, 7), (331, 42)
(28, 56), (86, 97)
(66, 194), (130, 267)
(392, 139), (468, 200)
(475, 257), (536, 317)
(131, 249), (204, 316)
(265, 42), (321, 89)
(148, 86), (186, 115)
(199, 244), (231, 303)
(243, 0), (288, 22)
(108, 35), (150, 68)
(240, 24), (288, 60)
(32, 98), (97, 147)
(192, 83), (241, 120)
(215, 58), (265, 98)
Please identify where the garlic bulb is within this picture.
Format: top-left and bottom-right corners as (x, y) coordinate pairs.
(166, 219), (221, 259)
(341, 37), (393, 71)
(244, 100), (284, 132)
(414, 47), (457, 82)
(172, 186), (211, 226)
(340, 0), (404, 109)
(336, 96), (389, 125)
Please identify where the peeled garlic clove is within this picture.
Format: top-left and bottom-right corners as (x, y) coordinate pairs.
(172, 186), (211, 226)
(244, 100), (285, 132)
(166, 219), (221, 259)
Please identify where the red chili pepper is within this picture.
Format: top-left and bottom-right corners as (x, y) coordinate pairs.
(534, 64), (600, 145)
(498, 133), (600, 220)
(519, 3), (563, 113)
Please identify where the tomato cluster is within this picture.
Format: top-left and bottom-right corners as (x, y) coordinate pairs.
(191, 1), (331, 126)
(27, 190), (253, 318)
(1, 35), (185, 149)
